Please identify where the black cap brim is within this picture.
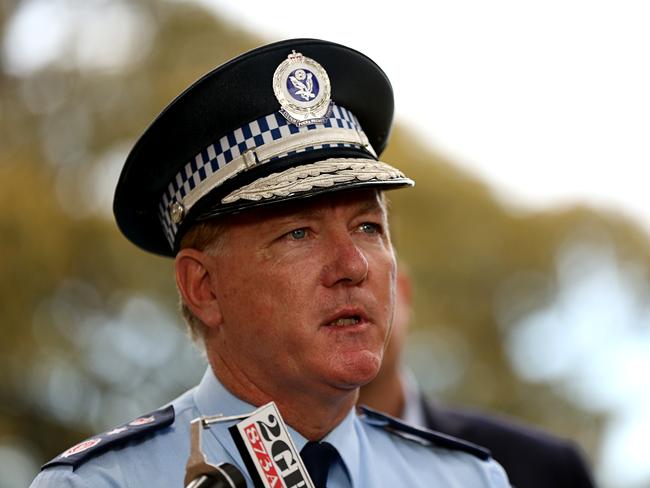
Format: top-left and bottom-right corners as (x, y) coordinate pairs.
(114, 38), (400, 256)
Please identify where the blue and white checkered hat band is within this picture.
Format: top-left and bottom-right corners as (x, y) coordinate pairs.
(159, 104), (374, 247)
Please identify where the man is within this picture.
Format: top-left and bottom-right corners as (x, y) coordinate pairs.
(359, 269), (596, 488)
(31, 39), (510, 487)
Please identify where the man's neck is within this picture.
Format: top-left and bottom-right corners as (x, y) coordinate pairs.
(209, 355), (357, 441)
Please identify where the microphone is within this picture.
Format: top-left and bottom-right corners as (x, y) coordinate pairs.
(185, 462), (246, 488)
(184, 419), (246, 488)
(185, 402), (315, 488)
(229, 402), (315, 488)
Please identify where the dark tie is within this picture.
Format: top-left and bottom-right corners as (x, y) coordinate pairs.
(300, 441), (338, 488)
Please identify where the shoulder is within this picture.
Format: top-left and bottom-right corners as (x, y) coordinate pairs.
(32, 392), (200, 487)
(358, 406), (510, 487)
(359, 405), (491, 460)
(41, 405), (176, 472)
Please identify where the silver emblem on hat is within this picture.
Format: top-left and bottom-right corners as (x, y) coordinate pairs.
(170, 201), (185, 224)
(273, 51), (332, 126)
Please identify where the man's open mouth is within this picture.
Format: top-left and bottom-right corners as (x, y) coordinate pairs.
(328, 316), (362, 326)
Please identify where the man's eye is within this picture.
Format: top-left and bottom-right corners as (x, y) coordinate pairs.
(359, 223), (379, 234)
(289, 228), (307, 240)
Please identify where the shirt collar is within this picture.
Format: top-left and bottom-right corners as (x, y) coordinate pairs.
(191, 368), (259, 470)
(193, 367), (308, 439)
(193, 367), (257, 417)
(193, 367), (362, 486)
(191, 371), (319, 457)
(321, 407), (361, 487)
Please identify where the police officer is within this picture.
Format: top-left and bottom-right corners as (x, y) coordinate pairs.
(31, 39), (510, 487)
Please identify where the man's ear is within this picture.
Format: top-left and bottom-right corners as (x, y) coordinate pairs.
(175, 249), (223, 328)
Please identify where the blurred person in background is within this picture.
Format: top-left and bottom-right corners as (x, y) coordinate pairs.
(359, 267), (596, 488)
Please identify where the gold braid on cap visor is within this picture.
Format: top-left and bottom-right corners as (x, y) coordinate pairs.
(158, 104), (411, 249)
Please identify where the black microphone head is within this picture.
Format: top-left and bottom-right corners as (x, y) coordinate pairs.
(185, 462), (246, 488)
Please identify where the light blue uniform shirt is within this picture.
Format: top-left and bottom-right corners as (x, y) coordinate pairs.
(31, 368), (510, 487)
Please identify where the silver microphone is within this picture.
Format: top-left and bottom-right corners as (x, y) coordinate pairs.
(184, 419), (247, 488)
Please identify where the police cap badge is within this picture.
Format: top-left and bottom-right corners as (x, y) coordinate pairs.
(113, 38), (414, 256)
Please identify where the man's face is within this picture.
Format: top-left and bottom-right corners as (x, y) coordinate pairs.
(206, 190), (396, 399)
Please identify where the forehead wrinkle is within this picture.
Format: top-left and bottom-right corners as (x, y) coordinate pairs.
(224, 191), (386, 235)
(300, 190), (387, 219)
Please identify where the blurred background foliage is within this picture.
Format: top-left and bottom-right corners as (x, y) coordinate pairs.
(2, 1), (650, 487)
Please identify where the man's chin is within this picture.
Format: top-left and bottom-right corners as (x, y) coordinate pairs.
(327, 352), (382, 389)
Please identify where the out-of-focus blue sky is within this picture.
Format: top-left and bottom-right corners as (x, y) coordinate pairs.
(3, 1), (650, 486)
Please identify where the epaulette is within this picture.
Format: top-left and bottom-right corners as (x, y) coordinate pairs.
(42, 405), (175, 471)
(359, 405), (491, 461)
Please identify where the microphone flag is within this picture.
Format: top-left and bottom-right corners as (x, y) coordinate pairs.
(229, 402), (315, 488)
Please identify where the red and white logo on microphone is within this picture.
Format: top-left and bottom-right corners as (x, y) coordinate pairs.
(233, 402), (314, 488)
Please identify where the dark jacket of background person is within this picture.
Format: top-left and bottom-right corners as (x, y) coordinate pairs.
(422, 397), (596, 488)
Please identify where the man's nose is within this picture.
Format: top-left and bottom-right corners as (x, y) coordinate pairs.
(320, 231), (369, 287)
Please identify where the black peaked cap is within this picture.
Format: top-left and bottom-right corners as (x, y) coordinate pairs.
(113, 38), (399, 256)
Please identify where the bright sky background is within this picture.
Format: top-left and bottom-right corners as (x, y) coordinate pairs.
(199, 0), (650, 236)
